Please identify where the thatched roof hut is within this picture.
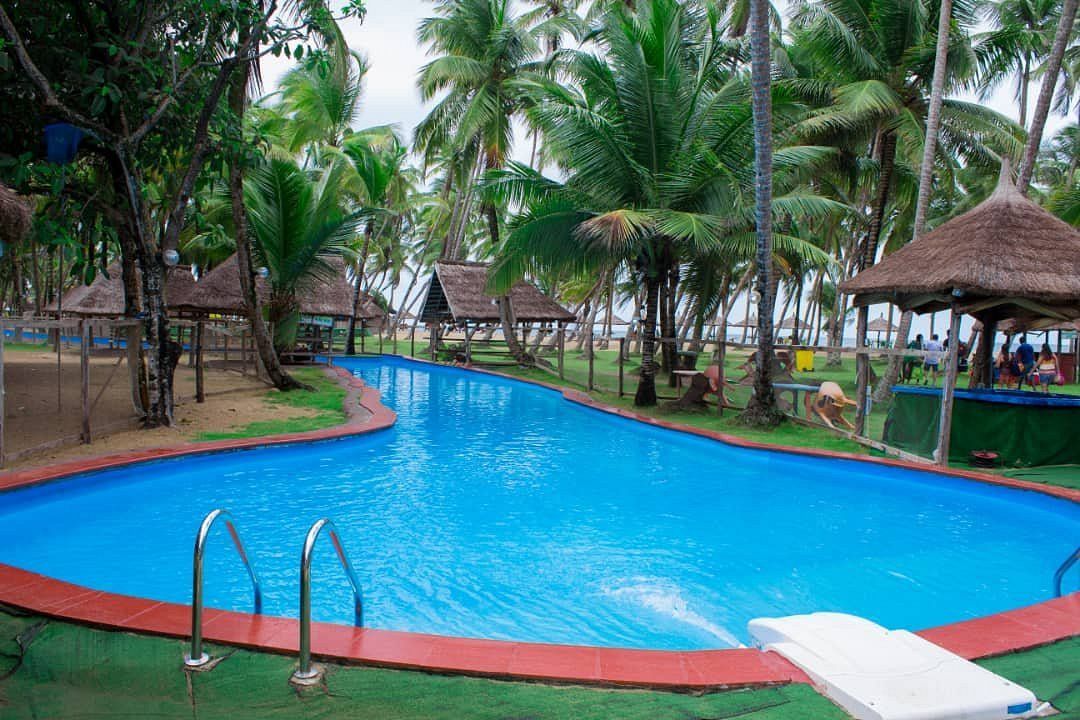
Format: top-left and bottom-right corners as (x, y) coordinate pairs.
(0, 184), (32, 249)
(729, 313), (758, 328)
(867, 314), (898, 333)
(177, 254), (381, 320)
(841, 163), (1080, 328)
(48, 263), (199, 316)
(420, 261), (574, 324)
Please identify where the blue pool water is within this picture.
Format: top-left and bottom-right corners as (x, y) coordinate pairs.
(0, 356), (1077, 650)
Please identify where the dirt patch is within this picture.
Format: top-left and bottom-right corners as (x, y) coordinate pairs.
(1, 345), (322, 471)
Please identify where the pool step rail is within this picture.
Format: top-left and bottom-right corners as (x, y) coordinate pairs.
(1053, 545), (1079, 597)
(185, 509), (263, 669)
(291, 518), (364, 685)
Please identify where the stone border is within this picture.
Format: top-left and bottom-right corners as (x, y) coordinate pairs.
(0, 356), (1074, 691)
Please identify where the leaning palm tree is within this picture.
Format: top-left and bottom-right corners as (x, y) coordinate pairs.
(244, 157), (361, 351)
(488, 0), (837, 406)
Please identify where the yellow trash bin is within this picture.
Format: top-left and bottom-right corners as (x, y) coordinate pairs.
(795, 349), (814, 372)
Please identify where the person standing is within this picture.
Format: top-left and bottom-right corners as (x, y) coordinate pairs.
(923, 334), (943, 386)
(1016, 335), (1036, 389)
(1035, 344), (1059, 393)
(903, 333), (924, 383)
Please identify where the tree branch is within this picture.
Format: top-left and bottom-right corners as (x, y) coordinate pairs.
(0, 5), (117, 142)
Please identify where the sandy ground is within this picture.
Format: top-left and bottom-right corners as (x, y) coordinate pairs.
(1, 344), (321, 471)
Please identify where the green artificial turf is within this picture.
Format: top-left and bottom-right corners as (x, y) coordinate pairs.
(1002, 465), (1080, 490)
(196, 367), (347, 441)
(0, 611), (845, 720)
(2, 610), (1077, 719)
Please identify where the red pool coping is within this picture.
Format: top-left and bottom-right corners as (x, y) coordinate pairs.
(0, 357), (1076, 691)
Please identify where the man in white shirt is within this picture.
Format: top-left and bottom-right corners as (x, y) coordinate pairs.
(923, 334), (943, 386)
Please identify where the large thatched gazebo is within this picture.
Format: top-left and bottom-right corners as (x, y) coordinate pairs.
(0, 184), (32, 253)
(841, 161), (1080, 464)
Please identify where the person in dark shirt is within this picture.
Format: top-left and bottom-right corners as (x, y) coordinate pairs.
(1016, 335), (1036, 388)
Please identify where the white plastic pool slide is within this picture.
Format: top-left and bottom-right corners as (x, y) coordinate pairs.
(748, 612), (1045, 720)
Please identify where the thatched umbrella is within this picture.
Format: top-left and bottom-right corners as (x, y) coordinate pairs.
(0, 184), (32, 250)
(841, 160), (1080, 463)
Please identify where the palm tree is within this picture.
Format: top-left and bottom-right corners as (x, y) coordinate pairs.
(488, 0), (837, 406)
(415, 0), (539, 361)
(976, 0), (1060, 129)
(789, 0), (1022, 430)
(1018, 0), (1080, 190)
(244, 157), (361, 351)
(742, 0), (783, 426)
(277, 50), (370, 154)
(340, 127), (414, 354)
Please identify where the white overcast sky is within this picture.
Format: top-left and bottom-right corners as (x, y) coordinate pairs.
(259, 1), (1069, 339)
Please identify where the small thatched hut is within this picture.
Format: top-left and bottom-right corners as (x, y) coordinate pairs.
(48, 262), (199, 316)
(867, 314), (899, 334)
(176, 255), (381, 320)
(420, 261), (574, 325)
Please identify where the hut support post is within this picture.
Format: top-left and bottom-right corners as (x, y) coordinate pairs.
(80, 320), (91, 444)
(410, 327), (415, 359)
(558, 325), (565, 380)
(195, 321), (205, 403)
(979, 318), (997, 388)
(934, 309), (962, 466)
(361, 320), (366, 354)
(618, 337), (625, 398)
(465, 324), (472, 364)
(378, 321), (384, 355)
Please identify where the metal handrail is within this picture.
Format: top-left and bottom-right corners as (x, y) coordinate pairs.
(184, 509), (263, 668)
(292, 518), (363, 682)
(1053, 545), (1080, 598)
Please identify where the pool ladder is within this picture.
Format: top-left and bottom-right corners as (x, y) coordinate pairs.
(183, 511), (364, 682)
(291, 518), (364, 685)
(1053, 545), (1080, 598)
(185, 509), (263, 669)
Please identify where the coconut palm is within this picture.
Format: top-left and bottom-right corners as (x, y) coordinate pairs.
(339, 127), (415, 354)
(488, 0), (838, 406)
(244, 157), (361, 351)
(789, 0), (1023, 429)
(277, 50), (370, 154)
(975, 0), (1060, 129)
(415, 0), (540, 361)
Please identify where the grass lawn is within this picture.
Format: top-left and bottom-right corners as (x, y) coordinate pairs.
(0, 609), (1075, 719)
(196, 367), (347, 441)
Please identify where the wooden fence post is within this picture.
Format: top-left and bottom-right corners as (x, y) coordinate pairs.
(587, 335), (595, 392)
(80, 320), (91, 444)
(558, 325), (565, 380)
(618, 337), (625, 397)
(195, 321), (205, 403)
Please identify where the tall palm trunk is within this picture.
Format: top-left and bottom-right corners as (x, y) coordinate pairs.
(228, 52), (301, 391)
(1018, 0), (1079, 191)
(875, 0), (952, 403)
(634, 268), (660, 406)
(854, 131), (898, 432)
(346, 220), (373, 355)
(742, 0), (782, 426)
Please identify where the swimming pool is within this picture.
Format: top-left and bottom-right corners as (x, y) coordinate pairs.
(0, 356), (1076, 651)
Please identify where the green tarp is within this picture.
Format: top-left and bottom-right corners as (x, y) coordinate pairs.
(883, 388), (1080, 467)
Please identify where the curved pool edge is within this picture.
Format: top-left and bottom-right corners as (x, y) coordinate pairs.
(0, 356), (1075, 690)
